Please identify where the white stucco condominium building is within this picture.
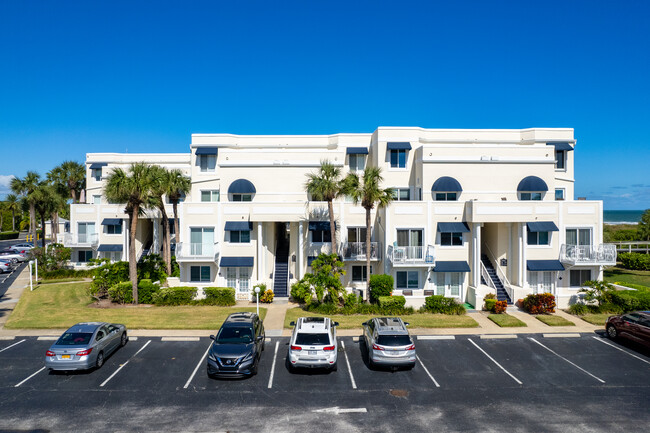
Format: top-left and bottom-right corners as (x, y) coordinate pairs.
(62, 127), (616, 308)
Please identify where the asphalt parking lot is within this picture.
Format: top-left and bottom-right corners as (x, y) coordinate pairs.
(0, 332), (649, 432)
(0, 261), (25, 298)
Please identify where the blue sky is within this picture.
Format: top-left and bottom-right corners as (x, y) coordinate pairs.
(0, 0), (648, 209)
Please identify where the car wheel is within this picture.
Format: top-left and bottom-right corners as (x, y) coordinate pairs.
(606, 324), (618, 339)
(251, 359), (259, 376)
(120, 332), (128, 347)
(96, 351), (104, 369)
(11, 259), (17, 264)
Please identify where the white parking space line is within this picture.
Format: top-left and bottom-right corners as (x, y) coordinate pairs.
(183, 343), (212, 389)
(15, 366), (47, 387)
(267, 341), (279, 389)
(161, 337), (200, 342)
(129, 337), (138, 341)
(480, 335), (517, 339)
(543, 333), (581, 338)
(467, 338), (522, 385)
(528, 337), (605, 383)
(416, 355), (440, 387)
(0, 338), (26, 353)
(592, 336), (650, 366)
(418, 335), (455, 340)
(0, 336), (16, 340)
(100, 340), (151, 387)
(341, 340), (357, 390)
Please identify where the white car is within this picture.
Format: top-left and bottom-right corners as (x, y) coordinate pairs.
(0, 260), (13, 273)
(10, 243), (34, 252)
(0, 250), (28, 263)
(287, 317), (338, 372)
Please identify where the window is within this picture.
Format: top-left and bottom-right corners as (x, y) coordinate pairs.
(434, 273), (462, 297)
(103, 251), (122, 262)
(105, 222), (122, 235)
(555, 188), (565, 201)
(570, 269), (591, 287)
(225, 267), (250, 293)
(190, 227), (215, 255)
(229, 230), (251, 243)
(190, 266), (211, 282)
(77, 222), (95, 243)
(391, 188), (410, 201)
(352, 265), (372, 282)
(435, 192), (457, 201)
(396, 229), (423, 259)
(349, 154), (365, 172)
(91, 168), (102, 181)
(396, 270), (419, 289)
(529, 271), (553, 294)
(390, 149), (406, 168)
(520, 192), (543, 201)
(311, 228), (331, 243)
(78, 250), (92, 262)
(199, 154), (216, 172)
(440, 232), (463, 246)
(92, 195), (101, 204)
(201, 190), (220, 202)
(555, 150), (566, 170)
(231, 193), (252, 202)
(527, 230), (550, 246)
(566, 228), (591, 246)
(347, 227), (367, 243)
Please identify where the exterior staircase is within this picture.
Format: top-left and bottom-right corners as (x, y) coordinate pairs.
(273, 238), (290, 297)
(481, 255), (512, 304)
(138, 240), (153, 262)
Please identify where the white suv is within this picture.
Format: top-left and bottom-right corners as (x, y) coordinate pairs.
(287, 317), (339, 372)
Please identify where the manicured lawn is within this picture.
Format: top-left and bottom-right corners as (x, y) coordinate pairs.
(487, 313), (526, 327)
(535, 314), (576, 326)
(5, 281), (266, 330)
(579, 313), (611, 326)
(284, 307), (478, 329)
(604, 266), (650, 290)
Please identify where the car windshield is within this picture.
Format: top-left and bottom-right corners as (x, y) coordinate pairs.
(216, 327), (254, 343)
(295, 333), (330, 345)
(56, 332), (93, 346)
(376, 335), (412, 346)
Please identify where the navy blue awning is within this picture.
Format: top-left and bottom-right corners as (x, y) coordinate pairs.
(224, 221), (253, 231)
(97, 244), (123, 252)
(89, 163), (107, 169)
(228, 179), (256, 194)
(517, 176), (548, 192)
(527, 221), (559, 232)
(387, 142), (412, 150)
(437, 222), (470, 233)
(220, 256), (254, 267)
(307, 256), (317, 266)
(547, 142), (574, 151)
(346, 147), (369, 155)
(432, 176), (463, 192)
(433, 261), (471, 272)
(195, 147), (219, 155)
(527, 260), (565, 271)
(101, 218), (122, 226)
(308, 221), (336, 231)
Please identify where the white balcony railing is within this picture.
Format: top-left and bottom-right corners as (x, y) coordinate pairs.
(61, 232), (99, 247)
(559, 244), (617, 266)
(175, 242), (220, 262)
(340, 242), (382, 261)
(387, 245), (435, 265)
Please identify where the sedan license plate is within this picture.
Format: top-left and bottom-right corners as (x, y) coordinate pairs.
(390, 350), (404, 356)
(308, 350), (317, 356)
(61, 355), (71, 359)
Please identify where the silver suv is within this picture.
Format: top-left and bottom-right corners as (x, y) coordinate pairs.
(362, 317), (415, 370)
(287, 317), (338, 371)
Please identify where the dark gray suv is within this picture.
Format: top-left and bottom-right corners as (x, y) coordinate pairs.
(207, 312), (265, 378)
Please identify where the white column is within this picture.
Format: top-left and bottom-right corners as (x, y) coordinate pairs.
(519, 223), (526, 288)
(472, 223), (481, 287)
(507, 222), (512, 283)
(257, 222), (263, 281)
(153, 218), (160, 254)
(298, 221), (304, 280)
(384, 208), (391, 275)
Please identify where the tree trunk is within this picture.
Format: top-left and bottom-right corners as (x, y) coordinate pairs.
(172, 201), (180, 248)
(0, 213), (3, 232)
(29, 204), (36, 244)
(366, 207), (372, 297)
(129, 206), (139, 304)
(160, 207), (171, 275)
(11, 209), (15, 232)
(51, 212), (59, 243)
(71, 188), (77, 204)
(328, 199), (337, 254)
(40, 213), (46, 248)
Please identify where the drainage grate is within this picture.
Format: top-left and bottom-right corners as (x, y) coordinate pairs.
(389, 389), (409, 398)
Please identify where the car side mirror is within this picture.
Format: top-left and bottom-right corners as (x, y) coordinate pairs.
(209, 335), (215, 340)
(289, 321), (295, 326)
(362, 321), (367, 326)
(256, 336), (264, 342)
(333, 322), (339, 327)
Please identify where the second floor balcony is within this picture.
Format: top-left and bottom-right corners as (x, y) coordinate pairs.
(340, 242), (382, 261)
(175, 242), (220, 262)
(559, 244), (617, 266)
(387, 244), (435, 266)
(61, 232), (99, 247)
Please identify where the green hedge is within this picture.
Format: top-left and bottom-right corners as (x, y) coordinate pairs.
(422, 295), (467, 315)
(368, 274), (393, 303)
(378, 295), (406, 313)
(484, 298), (497, 312)
(618, 253), (650, 271)
(305, 302), (414, 316)
(137, 279), (160, 304)
(608, 290), (650, 311)
(0, 232), (20, 240)
(42, 268), (95, 280)
(108, 281), (133, 304)
(152, 287), (197, 306)
(202, 287), (236, 306)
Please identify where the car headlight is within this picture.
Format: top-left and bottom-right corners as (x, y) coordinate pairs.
(241, 352), (254, 362)
(208, 351), (217, 361)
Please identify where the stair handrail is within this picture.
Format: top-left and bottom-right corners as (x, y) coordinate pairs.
(484, 244), (514, 302)
(480, 261), (497, 292)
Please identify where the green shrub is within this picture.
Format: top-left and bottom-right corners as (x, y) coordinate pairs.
(137, 279), (159, 304)
(152, 287), (197, 306)
(597, 302), (624, 314)
(202, 287), (236, 306)
(42, 268), (94, 280)
(343, 292), (361, 307)
(89, 261), (129, 300)
(484, 298), (497, 312)
(368, 274), (393, 303)
(522, 293), (556, 314)
(290, 279), (313, 305)
(484, 293), (497, 300)
(422, 295), (466, 315)
(567, 303), (589, 316)
(108, 282), (133, 304)
(378, 295), (406, 313)
(137, 254), (167, 283)
(305, 301), (415, 316)
(618, 252), (650, 271)
(609, 290), (650, 311)
(0, 231), (19, 240)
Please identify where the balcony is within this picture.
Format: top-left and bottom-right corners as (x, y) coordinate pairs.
(340, 242), (382, 261)
(175, 242), (220, 262)
(61, 233), (99, 248)
(559, 244), (616, 266)
(387, 245), (435, 266)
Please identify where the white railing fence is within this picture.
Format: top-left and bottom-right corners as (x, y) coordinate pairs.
(341, 242), (382, 260)
(560, 244), (617, 264)
(484, 244), (514, 302)
(480, 261), (496, 292)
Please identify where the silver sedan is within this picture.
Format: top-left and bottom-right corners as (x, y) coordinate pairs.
(45, 322), (128, 371)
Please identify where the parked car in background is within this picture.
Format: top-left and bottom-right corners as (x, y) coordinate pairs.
(606, 311), (650, 348)
(0, 260), (13, 273)
(287, 317), (338, 372)
(0, 250), (27, 263)
(362, 317), (416, 370)
(10, 243), (34, 252)
(45, 322), (128, 371)
(207, 312), (265, 378)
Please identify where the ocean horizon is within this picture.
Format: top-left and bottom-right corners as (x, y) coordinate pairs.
(603, 210), (645, 225)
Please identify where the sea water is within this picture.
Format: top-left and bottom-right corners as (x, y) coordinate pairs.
(603, 210), (644, 225)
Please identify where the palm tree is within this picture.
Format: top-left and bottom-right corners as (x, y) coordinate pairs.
(32, 184), (61, 248)
(47, 161), (86, 203)
(5, 194), (20, 232)
(165, 169), (191, 251)
(150, 166), (173, 275)
(305, 161), (343, 250)
(104, 163), (155, 304)
(0, 201), (5, 232)
(11, 172), (41, 242)
(341, 167), (393, 292)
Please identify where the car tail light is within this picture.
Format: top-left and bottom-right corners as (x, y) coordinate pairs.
(290, 345), (302, 351)
(45, 350), (55, 357)
(405, 345), (415, 351)
(76, 348), (93, 356)
(372, 344), (384, 351)
(323, 345), (335, 351)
